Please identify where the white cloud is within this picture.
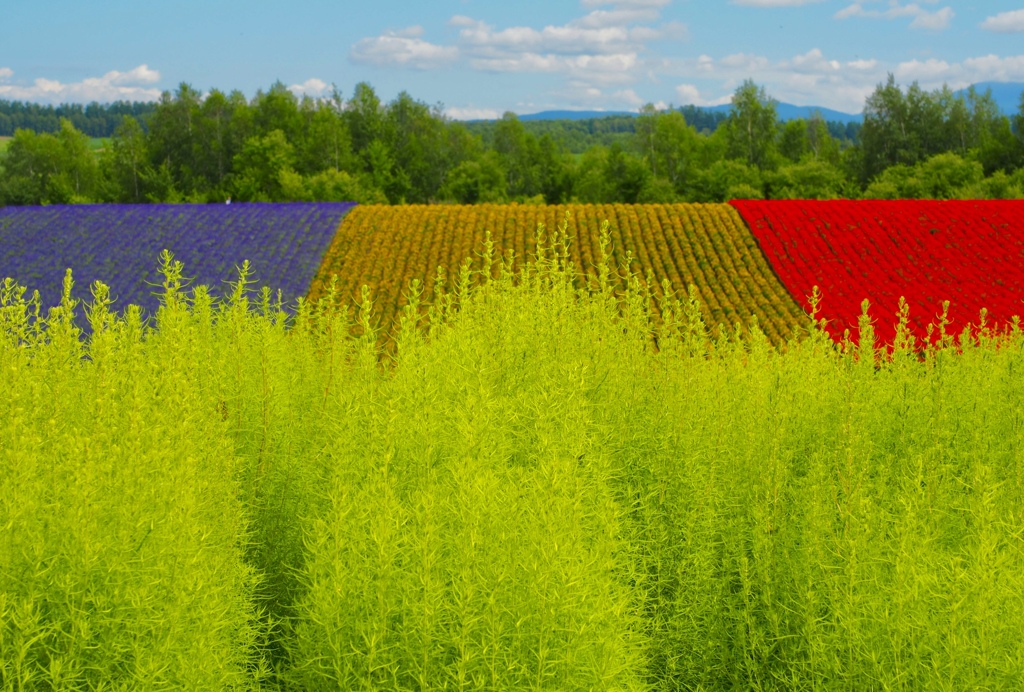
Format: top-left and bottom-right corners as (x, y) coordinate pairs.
(847, 58), (879, 70)
(980, 9), (1024, 33)
(354, 0), (683, 105)
(0, 65), (163, 104)
(350, 30), (459, 70)
(909, 6), (952, 29)
(613, 88), (645, 106)
(109, 64), (160, 85)
(545, 81), (652, 110)
(882, 54), (1024, 88)
(790, 48), (841, 73)
(574, 8), (660, 28)
(580, 0), (671, 7)
(468, 51), (642, 85)
(835, 1), (954, 30)
(894, 58), (952, 81)
(288, 78), (329, 97)
(955, 54), (1024, 83)
(719, 53), (771, 71)
(660, 48), (884, 112)
(391, 25), (426, 38)
(445, 106), (503, 120)
(731, 0), (826, 6)
(675, 83), (731, 106)
(453, 17), (669, 56)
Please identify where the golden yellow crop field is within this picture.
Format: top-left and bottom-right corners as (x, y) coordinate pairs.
(309, 203), (807, 345)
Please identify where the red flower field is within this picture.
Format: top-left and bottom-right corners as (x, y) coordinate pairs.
(731, 200), (1024, 346)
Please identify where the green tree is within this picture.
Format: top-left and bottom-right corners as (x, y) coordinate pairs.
(807, 113), (842, 165)
(535, 133), (574, 203)
(192, 89), (250, 195)
(147, 83), (204, 194)
(724, 80), (778, 169)
(231, 129), (295, 201)
(604, 143), (650, 203)
(635, 104), (660, 175)
(635, 107), (700, 193)
(295, 88), (354, 175)
(859, 75), (950, 183)
(252, 82), (302, 142)
(0, 128), (62, 204)
(279, 168), (387, 204)
(573, 146), (610, 203)
(53, 118), (100, 201)
(779, 119), (809, 163)
(440, 151), (507, 204)
(384, 91), (452, 202)
(637, 176), (678, 203)
(687, 159), (763, 202)
(0, 119), (99, 204)
(955, 170), (1024, 200)
(1013, 92), (1024, 169)
(493, 112), (542, 199)
(364, 139), (408, 203)
(918, 152), (984, 198)
(778, 116), (842, 167)
(344, 82), (384, 157)
(101, 115), (152, 202)
(863, 152), (983, 199)
(766, 160), (850, 199)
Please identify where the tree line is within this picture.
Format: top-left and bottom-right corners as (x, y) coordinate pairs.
(0, 100), (156, 139)
(1, 76), (1023, 207)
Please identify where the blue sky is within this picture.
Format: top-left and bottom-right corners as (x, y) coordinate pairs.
(3, 1), (1024, 118)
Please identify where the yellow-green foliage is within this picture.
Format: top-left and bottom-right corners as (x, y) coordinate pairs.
(0, 264), (265, 687)
(2, 225), (1024, 690)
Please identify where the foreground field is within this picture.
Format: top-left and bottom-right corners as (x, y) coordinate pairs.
(2, 240), (1023, 690)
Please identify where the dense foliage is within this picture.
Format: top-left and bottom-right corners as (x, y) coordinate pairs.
(0, 99), (156, 138)
(461, 105), (762, 154)
(732, 199), (1024, 345)
(2, 76), (1023, 207)
(3, 237), (1023, 689)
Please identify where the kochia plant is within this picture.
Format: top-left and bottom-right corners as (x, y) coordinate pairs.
(2, 217), (1023, 690)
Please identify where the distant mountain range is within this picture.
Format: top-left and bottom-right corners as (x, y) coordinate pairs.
(506, 82), (1024, 125)
(953, 82), (1023, 115)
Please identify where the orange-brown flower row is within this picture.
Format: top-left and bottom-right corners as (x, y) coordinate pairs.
(307, 203), (807, 346)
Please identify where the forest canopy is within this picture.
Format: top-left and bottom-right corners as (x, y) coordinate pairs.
(1, 76), (1023, 206)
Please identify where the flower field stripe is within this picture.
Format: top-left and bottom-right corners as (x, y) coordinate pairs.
(311, 203), (807, 347)
(731, 199), (1024, 345)
(0, 202), (355, 332)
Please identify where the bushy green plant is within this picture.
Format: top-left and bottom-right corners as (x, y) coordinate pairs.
(2, 219), (1023, 690)
(0, 263), (267, 688)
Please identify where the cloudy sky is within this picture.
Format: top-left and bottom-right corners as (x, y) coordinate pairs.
(3, 1), (1024, 118)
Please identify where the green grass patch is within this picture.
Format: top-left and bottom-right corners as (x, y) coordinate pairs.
(2, 221), (1023, 689)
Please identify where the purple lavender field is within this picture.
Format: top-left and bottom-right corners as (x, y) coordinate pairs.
(0, 202), (355, 330)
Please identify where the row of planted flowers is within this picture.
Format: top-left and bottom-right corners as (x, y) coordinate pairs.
(307, 203), (808, 347)
(0, 203), (355, 332)
(731, 199), (1024, 346)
